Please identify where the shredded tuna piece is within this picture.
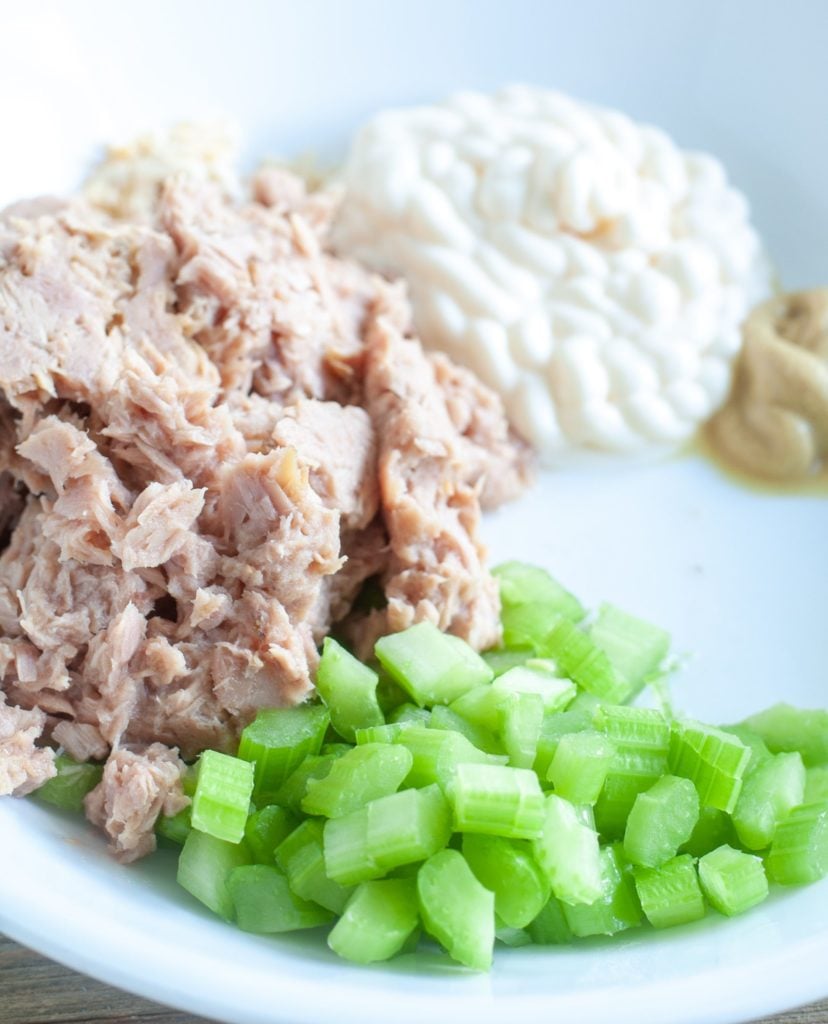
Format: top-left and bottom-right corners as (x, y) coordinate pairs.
(0, 695), (55, 796)
(0, 138), (531, 859)
(84, 743), (189, 862)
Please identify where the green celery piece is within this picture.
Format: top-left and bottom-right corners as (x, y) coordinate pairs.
(275, 819), (354, 914)
(301, 744), (413, 818)
(177, 831), (252, 920)
(501, 691), (545, 769)
(450, 686), (507, 734)
(328, 878), (420, 963)
(680, 806), (734, 858)
(417, 849), (495, 971)
(483, 648), (533, 677)
(596, 705), (672, 752)
(767, 800), (828, 884)
(451, 763), (545, 839)
(429, 704), (503, 755)
(698, 845), (769, 916)
(393, 726), (505, 790)
(738, 704), (828, 767)
(244, 805), (299, 865)
(462, 834), (550, 929)
(533, 706), (595, 779)
(540, 616), (625, 702)
(562, 844), (642, 937)
(493, 561), (585, 651)
(669, 721), (751, 813)
(623, 775), (700, 868)
(238, 705), (330, 798)
(229, 864), (332, 932)
(588, 603), (671, 703)
(492, 664), (576, 713)
(634, 854), (706, 929)
(388, 703), (432, 726)
(321, 742), (353, 757)
(367, 785), (453, 872)
(720, 726), (772, 768)
(527, 896), (574, 944)
(271, 753), (339, 813)
(156, 806), (192, 846)
(805, 766), (828, 803)
(34, 755), (103, 813)
(315, 637), (384, 742)
(732, 752), (806, 850)
(547, 732), (616, 804)
(355, 722), (411, 744)
(532, 794), (603, 905)
(495, 921), (532, 947)
(323, 808), (378, 885)
(375, 670), (410, 715)
(191, 750), (255, 844)
(594, 750), (668, 840)
(375, 622), (493, 707)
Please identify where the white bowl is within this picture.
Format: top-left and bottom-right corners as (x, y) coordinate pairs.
(0, 3), (826, 1022)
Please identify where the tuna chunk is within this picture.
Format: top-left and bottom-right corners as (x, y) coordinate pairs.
(0, 695), (55, 796)
(363, 288), (502, 651)
(84, 743), (189, 862)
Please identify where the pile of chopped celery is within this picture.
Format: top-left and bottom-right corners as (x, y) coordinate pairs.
(39, 562), (828, 971)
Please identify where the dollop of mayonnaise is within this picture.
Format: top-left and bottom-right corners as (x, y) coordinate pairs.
(333, 86), (771, 461)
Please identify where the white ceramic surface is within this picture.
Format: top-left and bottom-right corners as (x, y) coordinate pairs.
(0, 2), (826, 1023)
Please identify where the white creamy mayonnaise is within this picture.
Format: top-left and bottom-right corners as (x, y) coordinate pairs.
(333, 86), (771, 460)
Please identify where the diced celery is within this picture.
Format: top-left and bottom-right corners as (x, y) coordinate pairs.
(532, 794), (602, 905)
(805, 766), (828, 803)
(493, 561), (585, 651)
(156, 806), (192, 846)
(495, 921), (532, 947)
(375, 671), (410, 715)
(191, 750), (255, 844)
(271, 753), (339, 813)
(321, 742), (353, 757)
(527, 896), (573, 944)
(429, 704), (502, 755)
(767, 800), (828, 884)
(698, 845), (768, 916)
(450, 686), (506, 734)
(588, 603), (670, 703)
(462, 834), (550, 929)
(623, 775), (700, 868)
(393, 726), (504, 790)
(375, 622), (493, 707)
(681, 806), (734, 858)
(738, 704), (828, 767)
(388, 703), (432, 726)
(562, 844), (642, 937)
(451, 763), (545, 839)
(720, 726), (772, 768)
(417, 849), (495, 971)
(732, 752), (806, 850)
(547, 732), (616, 804)
(669, 720), (751, 813)
(328, 879), (420, 963)
(540, 617), (625, 702)
(301, 744), (413, 818)
(492, 664), (576, 713)
(594, 750), (668, 840)
(244, 805), (298, 865)
(275, 819), (354, 913)
(367, 785), (452, 871)
(482, 648), (533, 677)
(177, 830), (252, 920)
(533, 706), (594, 779)
(315, 637), (384, 742)
(34, 755), (103, 813)
(355, 723), (410, 745)
(596, 705), (672, 752)
(635, 854), (705, 929)
(228, 864), (332, 932)
(501, 691), (545, 769)
(322, 808), (378, 886)
(238, 705), (330, 798)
